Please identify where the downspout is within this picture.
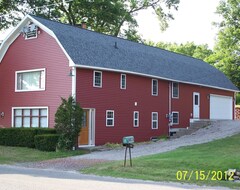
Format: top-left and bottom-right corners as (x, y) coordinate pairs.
(71, 66), (76, 101)
(168, 81), (172, 137)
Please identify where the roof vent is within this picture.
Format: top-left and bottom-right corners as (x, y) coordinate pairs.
(114, 42), (118, 49)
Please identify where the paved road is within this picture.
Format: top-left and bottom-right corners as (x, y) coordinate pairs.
(0, 165), (229, 190)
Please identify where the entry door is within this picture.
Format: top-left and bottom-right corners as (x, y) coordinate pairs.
(78, 110), (89, 145)
(193, 92), (200, 118)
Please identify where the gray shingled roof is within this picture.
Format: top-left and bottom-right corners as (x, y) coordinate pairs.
(32, 15), (238, 91)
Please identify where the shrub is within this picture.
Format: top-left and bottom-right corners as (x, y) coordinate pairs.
(236, 93), (240, 105)
(0, 128), (56, 148)
(34, 134), (59, 151)
(55, 96), (83, 150)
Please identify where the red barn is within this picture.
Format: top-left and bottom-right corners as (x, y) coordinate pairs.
(0, 15), (238, 146)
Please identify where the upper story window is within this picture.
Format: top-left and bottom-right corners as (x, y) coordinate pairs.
(120, 74), (126, 89)
(152, 79), (158, 96)
(172, 82), (179, 98)
(151, 112), (158, 129)
(15, 69), (45, 92)
(106, 110), (114, 127)
(172, 112), (179, 125)
(93, 71), (102, 88)
(133, 111), (139, 127)
(13, 107), (48, 128)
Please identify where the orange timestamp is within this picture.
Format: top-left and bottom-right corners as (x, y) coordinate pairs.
(176, 170), (234, 181)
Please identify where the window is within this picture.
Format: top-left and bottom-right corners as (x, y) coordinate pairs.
(13, 107), (48, 128)
(152, 112), (158, 129)
(93, 71), (102, 87)
(172, 112), (179, 125)
(106, 110), (114, 127)
(133, 111), (139, 127)
(16, 69), (45, 92)
(172, 82), (179, 98)
(24, 23), (38, 40)
(152, 79), (158, 96)
(120, 74), (126, 89)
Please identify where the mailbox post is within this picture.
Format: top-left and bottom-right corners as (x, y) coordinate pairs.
(122, 136), (134, 167)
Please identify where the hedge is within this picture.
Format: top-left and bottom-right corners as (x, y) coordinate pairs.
(34, 134), (59, 151)
(0, 128), (56, 148)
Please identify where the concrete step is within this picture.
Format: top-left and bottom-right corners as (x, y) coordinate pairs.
(171, 120), (214, 139)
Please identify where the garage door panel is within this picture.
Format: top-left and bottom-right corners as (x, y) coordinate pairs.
(210, 95), (233, 120)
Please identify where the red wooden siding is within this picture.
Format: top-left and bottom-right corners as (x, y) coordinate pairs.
(76, 69), (170, 145)
(0, 29), (71, 128)
(171, 83), (235, 128)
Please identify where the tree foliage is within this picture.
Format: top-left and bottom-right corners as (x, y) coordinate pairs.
(55, 96), (83, 150)
(147, 41), (213, 62)
(209, 0), (240, 89)
(0, 0), (179, 42)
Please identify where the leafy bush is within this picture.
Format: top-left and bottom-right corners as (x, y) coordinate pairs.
(0, 128), (56, 148)
(55, 96), (83, 150)
(34, 134), (59, 151)
(236, 93), (240, 105)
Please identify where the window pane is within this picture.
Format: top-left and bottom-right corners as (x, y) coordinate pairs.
(40, 117), (47, 128)
(173, 83), (179, 97)
(107, 112), (113, 118)
(152, 113), (157, 120)
(15, 109), (22, 116)
(195, 95), (199, 105)
(15, 117), (22, 127)
(107, 119), (113, 126)
(40, 70), (45, 89)
(40, 109), (47, 116)
(94, 72), (102, 86)
(23, 117), (30, 127)
(152, 80), (158, 95)
(23, 109), (30, 116)
(32, 109), (39, 116)
(173, 113), (179, 124)
(21, 71), (41, 90)
(32, 117), (39, 127)
(152, 121), (157, 129)
(121, 74), (126, 89)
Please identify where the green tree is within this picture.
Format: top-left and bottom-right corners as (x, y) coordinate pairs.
(209, 0), (240, 89)
(55, 96), (83, 150)
(148, 41), (213, 62)
(0, 0), (180, 42)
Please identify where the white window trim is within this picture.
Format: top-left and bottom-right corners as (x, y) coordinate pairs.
(106, 110), (114, 127)
(151, 112), (158, 129)
(133, 111), (139, 127)
(152, 79), (158, 96)
(93, 71), (102, 88)
(172, 82), (179, 99)
(120, 74), (126, 89)
(11, 106), (49, 128)
(172, 111), (179, 125)
(15, 68), (46, 92)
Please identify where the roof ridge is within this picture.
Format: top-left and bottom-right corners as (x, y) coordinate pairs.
(29, 14), (204, 62)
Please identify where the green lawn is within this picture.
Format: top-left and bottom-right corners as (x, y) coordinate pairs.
(0, 146), (87, 164)
(82, 134), (240, 189)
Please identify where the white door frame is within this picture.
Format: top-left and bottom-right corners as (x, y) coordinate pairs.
(79, 108), (95, 147)
(193, 92), (200, 119)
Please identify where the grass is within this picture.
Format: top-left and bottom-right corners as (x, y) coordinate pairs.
(82, 134), (240, 189)
(0, 146), (87, 164)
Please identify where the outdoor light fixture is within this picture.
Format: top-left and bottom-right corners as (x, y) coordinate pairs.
(0, 112), (4, 118)
(68, 68), (75, 77)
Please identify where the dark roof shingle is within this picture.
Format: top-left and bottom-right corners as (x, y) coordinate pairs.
(32, 15), (238, 91)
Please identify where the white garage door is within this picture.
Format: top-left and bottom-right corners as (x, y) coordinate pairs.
(210, 95), (233, 120)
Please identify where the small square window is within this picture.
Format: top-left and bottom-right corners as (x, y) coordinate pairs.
(172, 112), (179, 125)
(93, 71), (102, 87)
(172, 82), (179, 98)
(152, 112), (158, 129)
(152, 79), (158, 96)
(106, 110), (114, 127)
(120, 74), (126, 89)
(133, 111), (139, 127)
